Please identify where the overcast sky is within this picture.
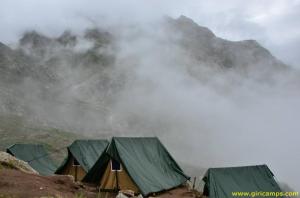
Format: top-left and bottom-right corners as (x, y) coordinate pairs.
(1, 0), (299, 67)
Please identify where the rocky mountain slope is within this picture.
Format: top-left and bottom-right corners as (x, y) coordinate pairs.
(0, 15), (293, 152)
(0, 16), (289, 133)
(167, 16), (286, 71)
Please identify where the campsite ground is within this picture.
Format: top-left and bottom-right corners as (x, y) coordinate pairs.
(0, 169), (98, 198)
(0, 115), (86, 163)
(0, 169), (201, 198)
(158, 186), (201, 198)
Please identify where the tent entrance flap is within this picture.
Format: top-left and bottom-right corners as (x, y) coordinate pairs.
(55, 139), (109, 181)
(59, 155), (86, 181)
(100, 160), (139, 193)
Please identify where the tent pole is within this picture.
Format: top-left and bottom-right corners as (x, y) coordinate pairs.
(75, 166), (78, 182)
(116, 170), (119, 191)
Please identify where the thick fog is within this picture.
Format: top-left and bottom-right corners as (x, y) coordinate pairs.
(108, 22), (300, 191)
(0, 0), (300, 192)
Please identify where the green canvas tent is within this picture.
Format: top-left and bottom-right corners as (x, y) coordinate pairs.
(6, 143), (57, 176)
(83, 137), (190, 196)
(55, 139), (109, 181)
(202, 165), (282, 198)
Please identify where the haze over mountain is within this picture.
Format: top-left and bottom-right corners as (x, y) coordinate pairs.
(0, 16), (299, 190)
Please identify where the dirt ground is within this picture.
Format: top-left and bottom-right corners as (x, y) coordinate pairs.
(157, 186), (201, 198)
(0, 169), (97, 198)
(0, 169), (201, 198)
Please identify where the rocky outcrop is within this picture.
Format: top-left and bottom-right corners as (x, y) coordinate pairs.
(0, 151), (38, 174)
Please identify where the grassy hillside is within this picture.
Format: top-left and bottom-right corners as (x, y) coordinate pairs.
(0, 115), (85, 165)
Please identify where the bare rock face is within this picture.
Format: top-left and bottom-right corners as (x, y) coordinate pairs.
(0, 151), (38, 174)
(165, 16), (287, 71)
(0, 42), (37, 84)
(20, 30), (53, 49)
(56, 30), (77, 47)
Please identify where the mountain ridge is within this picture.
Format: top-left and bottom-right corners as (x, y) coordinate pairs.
(0, 15), (292, 137)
